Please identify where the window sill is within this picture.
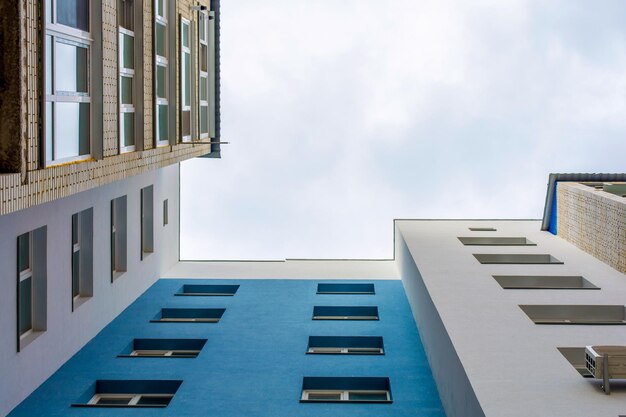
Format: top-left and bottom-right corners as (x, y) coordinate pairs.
(71, 404), (167, 408)
(300, 400), (392, 404)
(174, 293), (235, 297)
(73, 295), (92, 311)
(305, 351), (384, 355)
(117, 355), (196, 358)
(19, 330), (45, 352)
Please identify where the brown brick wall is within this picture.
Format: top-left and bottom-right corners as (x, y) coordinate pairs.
(0, 0), (214, 216)
(557, 182), (626, 274)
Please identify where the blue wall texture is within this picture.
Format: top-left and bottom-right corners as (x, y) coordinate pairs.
(9, 279), (445, 417)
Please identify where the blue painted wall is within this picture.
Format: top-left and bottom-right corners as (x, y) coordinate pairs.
(9, 279), (445, 417)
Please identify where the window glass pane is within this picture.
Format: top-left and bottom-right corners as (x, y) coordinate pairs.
(72, 250), (80, 297)
(18, 233), (30, 272)
(199, 16), (205, 40)
(122, 112), (135, 147)
(120, 76), (133, 104)
(200, 106), (208, 134)
(72, 214), (79, 244)
(121, 33), (134, 69)
(96, 396), (132, 405)
(200, 76), (207, 100)
(156, 22), (166, 57)
(158, 104), (168, 142)
(55, 103), (90, 159)
(45, 36), (52, 95)
(55, 41), (88, 93)
(348, 392), (388, 401)
(156, 65), (167, 98)
(200, 44), (208, 72)
(46, 1), (52, 23)
(57, 0), (90, 32)
(119, 0), (134, 31)
(182, 22), (189, 48)
(19, 277), (32, 335)
(157, 0), (166, 18)
(182, 111), (191, 137)
(183, 53), (190, 106)
(137, 396), (171, 406)
(308, 392), (341, 401)
(45, 102), (53, 161)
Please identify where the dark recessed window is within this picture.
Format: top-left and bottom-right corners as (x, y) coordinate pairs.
(469, 227), (496, 231)
(151, 308), (225, 323)
(176, 284), (239, 296)
(493, 275), (598, 290)
(317, 283), (375, 294)
(307, 336), (384, 354)
(520, 305), (626, 325)
(312, 306), (379, 321)
(72, 380), (181, 408)
(473, 254), (563, 264)
(301, 377), (392, 403)
(119, 339), (207, 358)
(458, 237), (535, 246)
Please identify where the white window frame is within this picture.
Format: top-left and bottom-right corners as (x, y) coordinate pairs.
(44, 0), (93, 166)
(119, 25), (135, 152)
(88, 393), (173, 406)
(18, 232), (33, 339)
(180, 17), (192, 142)
(154, 0), (169, 147)
(130, 349), (200, 357)
(198, 10), (209, 140)
(158, 317), (219, 323)
(307, 347), (384, 354)
(301, 390), (390, 402)
(312, 315), (379, 320)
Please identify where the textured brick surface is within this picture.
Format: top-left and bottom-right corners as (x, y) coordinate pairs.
(0, 0), (214, 216)
(557, 182), (626, 273)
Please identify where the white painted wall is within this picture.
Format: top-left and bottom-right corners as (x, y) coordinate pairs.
(396, 220), (626, 417)
(0, 164), (181, 416)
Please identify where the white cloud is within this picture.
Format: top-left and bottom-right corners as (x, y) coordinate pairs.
(181, 0), (626, 260)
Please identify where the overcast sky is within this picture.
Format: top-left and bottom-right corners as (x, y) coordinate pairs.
(180, 0), (626, 260)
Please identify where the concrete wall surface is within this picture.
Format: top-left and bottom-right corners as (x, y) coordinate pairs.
(0, 164), (181, 416)
(396, 220), (626, 417)
(8, 279), (445, 417)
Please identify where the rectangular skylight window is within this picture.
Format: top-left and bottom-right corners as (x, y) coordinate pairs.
(317, 283), (375, 294)
(151, 308), (225, 323)
(519, 305), (626, 324)
(312, 306), (379, 320)
(458, 237), (535, 246)
(300, 377), (392, 403)
(473, 254), (563, 264)
(72, 380), (182, 408)
(307, 336), (384, 354)
(493, 275), (598, 289)
(176, 284), (239, 296)
(119, 339), (207, 358)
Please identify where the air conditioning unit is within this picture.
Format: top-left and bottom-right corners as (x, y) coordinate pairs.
(585, 346), (626, 393)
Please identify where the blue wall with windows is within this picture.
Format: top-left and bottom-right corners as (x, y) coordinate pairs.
(9, 279), (445, 417)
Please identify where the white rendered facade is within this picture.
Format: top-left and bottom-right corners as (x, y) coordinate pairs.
(0, 164), (181, 416)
